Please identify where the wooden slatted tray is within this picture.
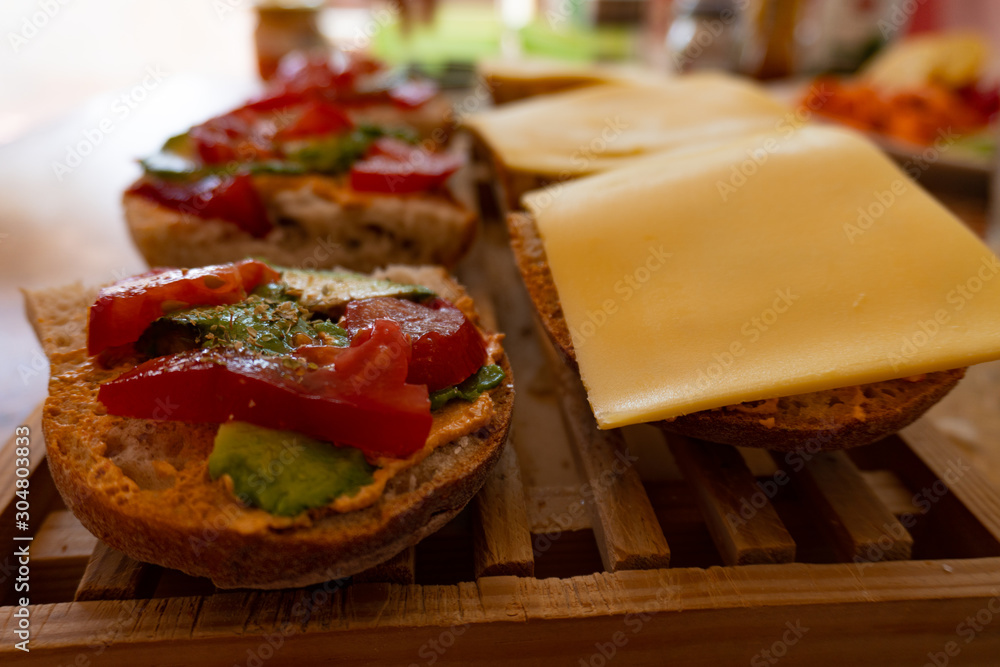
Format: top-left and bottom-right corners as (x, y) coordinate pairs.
(3, 190), (1000, 667)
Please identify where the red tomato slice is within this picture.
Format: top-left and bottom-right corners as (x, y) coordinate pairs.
(342, 297), (486, 391)
(274, 100), (354, 140)
(87, 259), (281, 356)
(98, 320), (432, 457)
(127, 174), (272, 239)
(190, 108), (276, 165)
(242, 91), (306, 113)
(349, 138), (462, 194)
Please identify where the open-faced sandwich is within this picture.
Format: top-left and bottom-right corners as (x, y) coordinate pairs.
(124, 71), (474, 272)
(509, 125), (1000, 450)
(264, 51), (456, 144)
(464, 72), (790, 211)
(24, 260), (513, 588)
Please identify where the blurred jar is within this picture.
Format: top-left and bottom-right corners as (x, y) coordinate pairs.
(737, 0), (802, 79)
(255, 0), (327, 80)
(666, 0), (743, 72)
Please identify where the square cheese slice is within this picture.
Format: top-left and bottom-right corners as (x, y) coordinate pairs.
(524, 125), (1000, 429)
(464, 72), (790, 177)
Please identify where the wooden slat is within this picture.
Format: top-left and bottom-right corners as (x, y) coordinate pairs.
(75, 542), (159, 602)
(545, 341), (671, 571)
(27, 510), (98, 603)
(0, 408), (64, 606)
(667, 436), (796, 566)
(352, 547), (416, 585)
(34, 510), (98, 559)
(901, 420), (1000, 543)
(525, 485), (591, 533)
(473, 443), (534, 578)
(859, 470), (921, 517)
(779, 450), (912, 563)
(0, 406), (48, 518)
(6, 559), (1000, 666)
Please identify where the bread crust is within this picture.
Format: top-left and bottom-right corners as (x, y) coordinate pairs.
(124, 174), (477, 272)
(507, 211), (964, 451)
(25, 267), (512, 589)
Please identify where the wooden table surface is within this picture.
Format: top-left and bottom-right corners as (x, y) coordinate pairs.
(2, 77), (999, 487)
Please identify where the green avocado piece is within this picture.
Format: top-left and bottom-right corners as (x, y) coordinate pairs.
(285, 127), (383, 174)
(280, 268), (435, 315)
(429, 364), (506, 411)
(209, 422), (376, 516)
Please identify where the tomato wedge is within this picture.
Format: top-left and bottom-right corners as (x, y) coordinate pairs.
(127, 174), (272, 239)
(98, 320), (432, 457)
(87, 259), (281, 356)
(190, 108), (277, 165)
(349, 138), (462, 193)
(274, 100), (354, 140)
(342, 297), (486, 391)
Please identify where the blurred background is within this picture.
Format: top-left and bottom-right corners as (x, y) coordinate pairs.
(2, 0), (999, 146)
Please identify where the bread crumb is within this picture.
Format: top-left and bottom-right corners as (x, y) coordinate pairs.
(758, 417), (775, 428)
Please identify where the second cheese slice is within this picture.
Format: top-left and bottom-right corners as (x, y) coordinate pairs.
(524, 125), (1000, 429)
(465, 72), (789, 177)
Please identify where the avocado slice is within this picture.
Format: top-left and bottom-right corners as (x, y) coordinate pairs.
(280, 269), (435, 315)
(209, 422), (376, 516)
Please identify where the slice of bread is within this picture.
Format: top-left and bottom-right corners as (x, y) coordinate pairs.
(507, 211), (964, 451)
(124, 175), (477, 272)
(23, 266), (513, 589)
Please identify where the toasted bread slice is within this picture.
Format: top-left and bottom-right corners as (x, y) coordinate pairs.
(124, 175), (476, 272)
(507, 211), (964, 451)
(24, 266), (513, 589)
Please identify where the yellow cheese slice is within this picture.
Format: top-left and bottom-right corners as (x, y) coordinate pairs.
(465, 72), (790, 177)
(524, 125), (1000, 429)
